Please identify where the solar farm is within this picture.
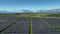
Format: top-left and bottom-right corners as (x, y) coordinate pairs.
(0, 13), (60, 34)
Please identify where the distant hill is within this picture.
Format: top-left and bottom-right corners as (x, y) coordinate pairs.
(0, 8), (60, 14)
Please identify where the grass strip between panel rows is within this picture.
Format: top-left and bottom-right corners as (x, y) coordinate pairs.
(29, 17), (32, 34)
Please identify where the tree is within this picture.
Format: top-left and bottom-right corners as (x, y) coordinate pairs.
(15, 13), (20, 15)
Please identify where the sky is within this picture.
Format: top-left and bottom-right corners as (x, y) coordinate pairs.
(0, 0), (60, 11)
